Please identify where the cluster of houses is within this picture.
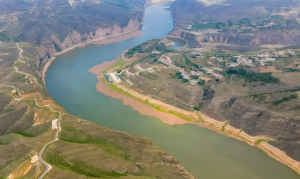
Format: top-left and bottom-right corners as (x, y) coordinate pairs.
(158, 55), (224, 85)
(221, 50), (297, 67)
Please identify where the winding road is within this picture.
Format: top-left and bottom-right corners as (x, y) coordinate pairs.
(1, 43), (62, 179)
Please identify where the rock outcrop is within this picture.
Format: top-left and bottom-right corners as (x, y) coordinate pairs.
(37, 19), (140, 73)
(168, 30), (201, 48)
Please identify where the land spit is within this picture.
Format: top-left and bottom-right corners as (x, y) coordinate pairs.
(89, 59), (300, 175)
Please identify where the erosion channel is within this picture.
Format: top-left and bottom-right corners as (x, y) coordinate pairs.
(45, 3), (300, 179)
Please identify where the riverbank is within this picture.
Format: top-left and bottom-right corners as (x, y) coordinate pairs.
(41, 0), (176, 84)
(42, 29), (143, 84)
(89, 58), (300, 175)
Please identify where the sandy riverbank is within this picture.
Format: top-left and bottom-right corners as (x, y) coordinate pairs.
(89, 59), (300, 175)
(41, 29), (143, 84)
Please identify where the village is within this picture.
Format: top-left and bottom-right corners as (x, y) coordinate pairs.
(100, 35), (300, 88)
(102, 50), (226, 86)
(183, 15), (285, 36)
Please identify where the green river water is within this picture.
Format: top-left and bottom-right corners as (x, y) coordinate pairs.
(45, 3), (300, 179)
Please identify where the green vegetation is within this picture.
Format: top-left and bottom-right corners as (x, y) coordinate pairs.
(194, 102), (203, 111)
(109, 57), (127, 70)
(105, 81), (192, 122)
(181, 57), (186, 64)
(198, 80), (205, 86)
(46, 152), (127, 178)
(192, 24), (217, 30)
(139, 72), (158, 80)
(117, 69), (122, 73)
(13, 131), (34, 137)
(125, 39), (174, 58)
(288, 106), (300, 111)
(255, 139), (267, 145)
(221, 123), (228, 134)
(191, 75), (198, 80)
(249, 88), (300, 99)
(225, 68), (280, 84)
(60, 125), (129, 160)
(125, 39), (160, 58)
(244, 73), (280, 84)
(53, 42), (62, 52)
(203, 88), (208, 96)
(273, 94), (298, 106)
(0, 33), (10, 42)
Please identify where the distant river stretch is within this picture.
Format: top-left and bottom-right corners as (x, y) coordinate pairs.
(46, 3), (300, 179)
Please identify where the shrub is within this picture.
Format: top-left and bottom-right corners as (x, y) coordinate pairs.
(194, 102), (203, 111)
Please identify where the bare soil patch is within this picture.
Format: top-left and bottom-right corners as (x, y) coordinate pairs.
(259, 66), (281, 73)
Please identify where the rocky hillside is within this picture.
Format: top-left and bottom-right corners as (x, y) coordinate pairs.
(0, 0), (148, 76)
(169, 0), (300, 47)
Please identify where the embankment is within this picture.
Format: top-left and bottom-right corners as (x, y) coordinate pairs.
(89, 60), (300, 175)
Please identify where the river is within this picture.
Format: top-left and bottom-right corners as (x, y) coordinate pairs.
(45, 3), (300, 179)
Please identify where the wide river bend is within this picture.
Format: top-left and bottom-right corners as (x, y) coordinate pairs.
(46, 3), (300, 179)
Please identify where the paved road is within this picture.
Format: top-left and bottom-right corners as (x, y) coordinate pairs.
(15, 43), (33, 83)
(1, 83), (62, 179)
(0, 43), (62, 179)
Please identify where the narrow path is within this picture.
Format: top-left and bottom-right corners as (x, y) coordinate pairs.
(0, 21), (11, 33)
(15, 43), (36, 84)
(0, 43), (62, 179)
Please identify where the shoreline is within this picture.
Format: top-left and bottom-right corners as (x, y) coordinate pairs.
(166, 34), (185, 41)
(89, 59), (300, 175)
(42, 28), (143, 84)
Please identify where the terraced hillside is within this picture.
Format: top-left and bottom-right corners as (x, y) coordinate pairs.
(168, 0), (300, 47)
(107, 38), (300, 172)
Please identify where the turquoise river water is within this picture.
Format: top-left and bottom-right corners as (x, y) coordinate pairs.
(45, 3), (300, 179)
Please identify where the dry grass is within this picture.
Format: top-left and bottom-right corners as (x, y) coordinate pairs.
(259, 66), (281, 73)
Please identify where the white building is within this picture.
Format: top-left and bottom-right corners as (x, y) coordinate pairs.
(110, 73), (122, 83)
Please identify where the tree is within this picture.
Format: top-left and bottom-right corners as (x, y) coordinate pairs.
(198, 80), (205, 86)
(117, 69), (122, 73)
(194, 102), (203, 111)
